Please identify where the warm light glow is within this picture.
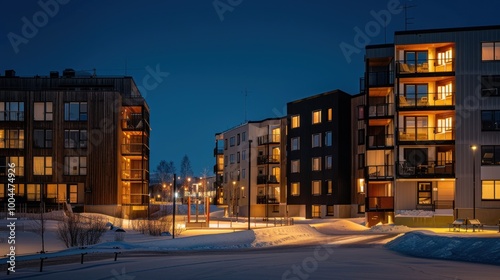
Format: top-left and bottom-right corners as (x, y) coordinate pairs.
(233, 181), (236, 185)
(358, 178), (365, 193)
(471, 145), (477, 151)
(163, 184), (166, 188)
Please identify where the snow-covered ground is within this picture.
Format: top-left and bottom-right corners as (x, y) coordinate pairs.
(1, 211), (499, 278)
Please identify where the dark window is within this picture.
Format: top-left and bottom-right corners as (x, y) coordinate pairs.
(481, 110), (500, 131)
(358, 129), (365, 145)
(34, 129), (52, 148)
(481, 75), (500, 96)
(64, 102), (87, 121)
(357, 106), (365, 120)
(358, 153), (365, 169)
(0, 102), (24, 121)
(64, 130), (87, 148)
(481, 145), (500, 165)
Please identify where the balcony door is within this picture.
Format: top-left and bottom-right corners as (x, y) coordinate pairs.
(404, 116), (428, 140)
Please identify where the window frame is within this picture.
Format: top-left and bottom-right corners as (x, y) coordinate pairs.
(481, 180), (500, 200)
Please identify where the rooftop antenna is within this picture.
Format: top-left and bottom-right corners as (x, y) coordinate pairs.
(404, 2), (416, 31)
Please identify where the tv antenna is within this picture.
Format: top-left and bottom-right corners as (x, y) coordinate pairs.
(404, 2), (416, 31)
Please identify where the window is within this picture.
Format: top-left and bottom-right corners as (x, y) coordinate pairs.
(242, 168), (246, 179)
(358, 129), (365, 145)
(357, 106), (364, 120)
(34, 129), (52, 148)
(437, 82), (453, 99)
(69, 184), (78, 203)
(0, 156), (24, 176)
(436, 116), (453, 133)
(481, 75), (500, 97)
(47, 184), (67, 203)
(64, 156), (87, 175)
(325, 131), (332, 146)
(230, 154), (235, 164)
(312, 205), (321, 218)
(242, 150), (246, 160)
(437, 49), (453, 65)
(237, 134), (240, 145)
(242, 132), (246, 142)
(482, 180), (500, 200)
(237, 152), (240, 163)
(312, 180), (321, 195)
(27, 184), (41, 201)
(0, 102), (24, 121)
(404, 84), (428, 104)
(224, 139), (228, 150)
(291, 137), (300, 151)
(325, 156), (332, 169)
(481, 110), (500, 131)
(327, 205), (334, 216)
(291, 160), (300, 173)
(417, 182), (432, 204)
(224, 156), (228, 166)
(327, 180), (333, 194)
(291, 182), (300, 196)
(64, 130), (87, 148)
(34, 102), (53, 121)
(312, 133), (321, 148)
(482, 42), (500, 61)
(229, 136), (235, 147)
(327, 108), (332, 121)
(291, 115), (300, 128)
(312, 110), (321, 124)
(481, 145), (500, 165)
(358, 153), (365, 169)
(64, 102), (87, 121)
(33, 156), (52, 175)
(312, 157), (321, 171)
(0, 129), (24, 149)
(405, 50), (428, 69)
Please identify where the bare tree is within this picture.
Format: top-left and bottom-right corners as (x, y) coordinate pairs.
(156, 160), (176, 201)
(180, 154), (194, 183)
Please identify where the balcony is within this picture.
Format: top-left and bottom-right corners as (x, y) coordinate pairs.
(368, 134), (394, 148)
(122, 114), (144, 130)
(257, 155), (280, 165)
(122, 169), (149, 180)
(367, 71), (394, 87)
(256, 195), (279, 204)
(367, 165), (394, 180)
(213, 147), (224, 156)
(368, 103), (394, 118)
(397, 161), (455, 178)
(398, 127), (455, 142)
(257, 175), (279, 185)
(257, 134), (280, 145)
(366, 196), (393, 211)
(121, 143), (148, 155)
(398, 93), (455, 108)
(397, 58), (454, 75)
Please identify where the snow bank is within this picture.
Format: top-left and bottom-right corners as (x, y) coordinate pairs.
(369, 224), (411, 233)
(386, 231), (500, 265)
(395, 210), (434, 217)
(313, 220), (368, 234)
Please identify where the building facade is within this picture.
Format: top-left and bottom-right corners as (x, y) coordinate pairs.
(362, 25), (500, 226)
(287, 90), (354, 218)
(214, 118), (287, 219)
(0, 69), (150, 218)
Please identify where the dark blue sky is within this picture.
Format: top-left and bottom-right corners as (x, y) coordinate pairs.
(2, 0), (500, 175)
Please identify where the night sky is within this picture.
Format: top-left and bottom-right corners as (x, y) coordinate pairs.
(2, 0), (500, 175)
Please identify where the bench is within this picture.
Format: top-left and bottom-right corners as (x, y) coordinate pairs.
(467, 219), (484, 232)
(449, 219), (466, 232)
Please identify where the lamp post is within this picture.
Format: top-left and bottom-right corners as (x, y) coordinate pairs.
(172, 173), (177, 239)
(471, 145), (477, 219)
(248, 139), (252, 230)
(232, 181), (236, 221)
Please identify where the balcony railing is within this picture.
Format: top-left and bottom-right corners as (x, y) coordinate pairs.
(397, 161), (455, 177)
(368, 134), (394, 148)
(366, 196), (393, 210)
(257, 134), (280, 145)
(397, 58), (454, 74)
(367, 71), (394, 87)
(122, 114), (144, 130)
(367, 165), (394, 179)
(122, 169), (149, 180)
(257, 175), (279, 185)
(398, 127), (455, 141)
(121, 143), (148, 155)
(398, 93), (455, 108)
(368, 103), (394, 117)
(256, 195), (280, 204)
(257, 155), (280, 165)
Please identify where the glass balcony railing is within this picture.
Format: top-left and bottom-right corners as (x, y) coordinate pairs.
(121, 143), (148, 154)
(367, 71), (394, 87)
(397, 160), (455, 177)
(367, 165), (394, 179)
(398, 93), (455, 108)
(257, 175), (279, 185)
(122, 169), (149, 180)
(397, 58), (454, 74)
(257, 134), (280, 145)
(367, 134), (394, 148)
(368, 103), (394, 117)
(398, 127), (455, 141)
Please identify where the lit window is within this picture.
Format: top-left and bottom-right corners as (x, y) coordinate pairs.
(312, 157), (321, 171)
(291, 182), (300, 196)
(0, 102), (24, 121)
(291, 115), (300, 128)
(0, 129), (24, 149)
(312, 181), (321, 195)
(33, 156), (52, 175)
(312, 110), (321, 124)
(327, 180), (333, 194)
(312, 133), (321, 148)
(328, 108), (332, 121)
(417, 182), (432, 204)
(437, 117), (453, 133)
(27, 184), (41, 201)
(69, 185), (78, 203)
(291, 137), (300, 151)
(481, 180), (500, 200)
(0, 156), (24, 176)
(291, 160), (300, 173)
(34, 102), (53, 121)
(437, 82), (453, 100)
(482, 42), (500, 61)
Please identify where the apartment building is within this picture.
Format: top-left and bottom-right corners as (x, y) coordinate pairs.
(0, 69), (150, 218)
(362, 25), (500, 226)
(214, 118), (287, 219)
(286, 90), (354, 218)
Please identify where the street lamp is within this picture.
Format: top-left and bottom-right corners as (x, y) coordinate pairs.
(172, 174), (177, 239)
(232, 181), (237, 220)
(247, 139), (252, 230)
(471, 145), (477, 219)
